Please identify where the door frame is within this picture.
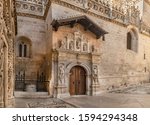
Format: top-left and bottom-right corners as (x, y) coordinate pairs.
(66, 63), (92, 96)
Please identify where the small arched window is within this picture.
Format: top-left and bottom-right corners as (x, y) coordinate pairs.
(17, 37), (32, 58)
(127, 32), (132, 50)
(127, 28), (138, 52)
(18, 43), (28, 57)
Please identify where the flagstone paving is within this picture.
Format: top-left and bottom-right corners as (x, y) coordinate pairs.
(15, 83), (150, 108)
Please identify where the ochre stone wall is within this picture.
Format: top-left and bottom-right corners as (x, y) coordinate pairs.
(16, 16), (47, 81)
(50, 3), (150, 92)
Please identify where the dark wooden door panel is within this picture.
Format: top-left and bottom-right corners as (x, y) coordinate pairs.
(69, 66), (86, 95)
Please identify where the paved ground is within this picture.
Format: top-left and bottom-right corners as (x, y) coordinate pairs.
(15, 98), (75, 108)
(15, 83), (150, 108)
(63, 93), (150, 108)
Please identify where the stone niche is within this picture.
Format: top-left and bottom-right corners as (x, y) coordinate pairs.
(50, 30), (102, 98)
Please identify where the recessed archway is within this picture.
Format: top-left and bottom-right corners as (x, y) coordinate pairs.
(65, 62), (92, 96)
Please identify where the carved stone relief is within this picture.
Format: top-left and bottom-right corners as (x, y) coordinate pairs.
(58, 63), (65, 84)
(58, 31), (99, 53)
(92, 65), (98, 84)
(0, 1), (4, 36)
(0, 41), (4, 103)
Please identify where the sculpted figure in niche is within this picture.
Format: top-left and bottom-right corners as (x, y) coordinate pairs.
(83, 0), (89, 8)
(83, 43), (88, 52)
(69, 41), (74, 50)
(59, 38), (66, 49)
(58, 64), (65, 84)
(76, 38), (81, 50)
(92, 66), (98, 84)
(91, 45), (97, 53)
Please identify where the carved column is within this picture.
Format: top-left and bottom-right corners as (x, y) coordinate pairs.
(56, 52), (69, 98)
(0, 40), (5, 107)
(91, 53), (101, 95)
(0, 0), (16, 107)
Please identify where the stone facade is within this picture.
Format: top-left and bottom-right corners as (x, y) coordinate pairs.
(13, 0), (150, 99)
(0, 0), (16, 107)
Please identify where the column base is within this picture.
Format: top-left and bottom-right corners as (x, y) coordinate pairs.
(54, 85), (70, 98)
(6, 97), (15, 108)
(90, 84), (100, 95)
(0, 102), (4, 108)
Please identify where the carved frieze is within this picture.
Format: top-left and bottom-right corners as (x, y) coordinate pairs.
(58, 31), (99, 53)
(16, 0), (48, 16)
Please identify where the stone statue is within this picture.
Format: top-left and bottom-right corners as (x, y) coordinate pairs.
(59, 38), (66, 49)
(69, 41), (74, 50)
(83, 43), (87, 51)
(76, 38), (81, 50)
(83, 0), (89, 9)
(58, 64), (65, 84)
(92, 45), (97, 53)
(92, 65), (98, 84)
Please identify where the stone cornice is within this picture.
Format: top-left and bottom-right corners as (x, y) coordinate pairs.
(17, 12), (45, 20)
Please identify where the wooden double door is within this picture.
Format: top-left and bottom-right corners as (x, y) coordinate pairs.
(69, 66), (86, 95)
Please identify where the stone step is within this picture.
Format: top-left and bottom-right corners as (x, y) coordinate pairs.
(14, 91), (52, 99)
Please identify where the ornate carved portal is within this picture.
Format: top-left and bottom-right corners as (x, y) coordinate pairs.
(52, 30), (101, 98)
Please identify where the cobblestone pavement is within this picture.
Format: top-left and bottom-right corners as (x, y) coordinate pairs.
(15, 98), (75, 108)
(15, 83), (150, 108)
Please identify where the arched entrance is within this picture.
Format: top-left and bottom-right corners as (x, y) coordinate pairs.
(69, 66), (86, 95)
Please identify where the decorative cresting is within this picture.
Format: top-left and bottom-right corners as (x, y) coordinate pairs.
(53, 0), (141, 25)
(58, 31), (98, 53)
